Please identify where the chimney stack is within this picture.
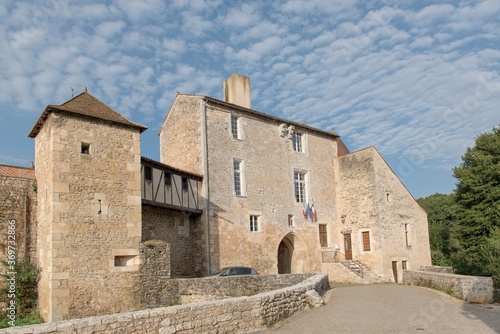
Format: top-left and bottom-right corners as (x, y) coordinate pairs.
(223, 74), (251, 109)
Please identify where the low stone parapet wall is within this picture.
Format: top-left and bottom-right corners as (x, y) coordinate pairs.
(177, 273), (318, 303)
(419, 266), (454, 273)
(403, 270), (493, 303)
(0, 273), (329, 334)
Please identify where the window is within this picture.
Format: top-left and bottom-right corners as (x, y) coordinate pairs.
(292, 131), (303, 152)
(294, 171), (306, 203)
(405, 224), (411, 247)
(362, 231), (371, 251)
(319, 225), (328, 247)
(288, 215), (294, 227)
(231, 115), (239, 139)
(250, 215), (259, 232)
(402, 260), (408, 270)
(234, 160), (243, 196)
(182, 177), (188, 191)
(81, 142), (90, 154)
(164, 172), (171, 186)
(145, 166), (152, 181)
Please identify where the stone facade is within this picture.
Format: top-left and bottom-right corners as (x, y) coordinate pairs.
(29, 94), (146, 321)
(0, 165), (37, 273)
(335, 147), (431, 282)
(159, 75), (431, 281)
(0, 167), (37, 269)
(141, 206), (204, 278)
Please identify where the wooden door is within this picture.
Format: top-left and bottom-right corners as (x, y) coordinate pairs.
(344, 233), (352, 260)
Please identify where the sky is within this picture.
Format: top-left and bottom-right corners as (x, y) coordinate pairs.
(1, 0), (499, 199)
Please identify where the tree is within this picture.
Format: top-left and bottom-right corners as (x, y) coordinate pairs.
(417, 193), (456, 266)
(451, 126), (500, 275)
(482, 228), (500, 300)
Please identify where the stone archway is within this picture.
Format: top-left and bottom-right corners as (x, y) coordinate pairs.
(277, 238), (293, 274)
(277, 233), (308, 274)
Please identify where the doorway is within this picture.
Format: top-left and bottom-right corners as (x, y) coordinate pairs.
(344, 233), (352, 260)
(392, 261), (398, 283)
(277, 239), (292, 274)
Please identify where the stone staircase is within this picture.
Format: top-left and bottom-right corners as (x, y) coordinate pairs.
(323, 261), (387, 284)
(350, 261), (387, 284)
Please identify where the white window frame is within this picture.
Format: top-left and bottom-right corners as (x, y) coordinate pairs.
(292, 131), (304, 152)
(233, 159), (245, 196)
(231, 115), (241, 139)
(250, 215), (259, 232)
(294, 170), (308, 203)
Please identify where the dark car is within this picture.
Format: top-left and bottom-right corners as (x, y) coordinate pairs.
(208, 266), (259, 277)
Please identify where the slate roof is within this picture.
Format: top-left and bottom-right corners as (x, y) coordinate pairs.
(0, 164), (36, 179)
(28, 90), (147, 138)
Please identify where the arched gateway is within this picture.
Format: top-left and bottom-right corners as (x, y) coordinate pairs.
(277, 233), (308, 274)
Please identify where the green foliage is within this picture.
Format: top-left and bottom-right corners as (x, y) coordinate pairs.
(417, 193), (456, 266)
(451, 126), (500, 275)
(482, 228), (500, 301)
(0, 260), (42, 328)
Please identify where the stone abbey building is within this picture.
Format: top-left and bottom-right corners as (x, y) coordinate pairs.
(0, 74), (431, 321)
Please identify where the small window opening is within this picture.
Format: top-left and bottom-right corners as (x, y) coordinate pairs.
(164, 172), (171, 186)
(145, 166), (152, 181)
(114, 255), (136, 267)
(182, 177), (188, 191)
(250, 215), (259, 232)
(288, 215), (294, 227)
(81, 142), (90, 154)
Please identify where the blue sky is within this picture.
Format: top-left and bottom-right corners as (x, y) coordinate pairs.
(1, 0), (499, 199)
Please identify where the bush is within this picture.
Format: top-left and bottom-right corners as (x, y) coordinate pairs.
(0, 260), (42, 328)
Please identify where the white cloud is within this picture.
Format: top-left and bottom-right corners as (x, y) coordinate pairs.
(1, 0), (500, 197)
(96, 21), (126, 38)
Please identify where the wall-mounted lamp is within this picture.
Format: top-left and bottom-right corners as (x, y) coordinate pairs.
(341, 214), (346, 224)
(98, 199), (102, 214)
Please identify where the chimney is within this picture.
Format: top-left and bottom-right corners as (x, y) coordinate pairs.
(223, 74), (251, 109)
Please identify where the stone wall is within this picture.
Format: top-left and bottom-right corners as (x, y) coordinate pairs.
(335, 147), (432, 282)
(33, 112), (143, 321)
(0, 273), (329, 334)
(0, 174), (37, 268)
(176, 273), (321, 303)
(142, 206), (204, 278)
(419, 265), (454, 273)
(202, 101), (338, 275)
(403, 269), (494, 303)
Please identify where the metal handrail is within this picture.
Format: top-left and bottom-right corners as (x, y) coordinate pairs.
(321, 250), (364, 278)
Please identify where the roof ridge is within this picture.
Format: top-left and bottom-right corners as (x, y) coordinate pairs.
(29, 91), (147, 138)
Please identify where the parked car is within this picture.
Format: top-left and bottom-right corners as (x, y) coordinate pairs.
(208, 266), (259, 277)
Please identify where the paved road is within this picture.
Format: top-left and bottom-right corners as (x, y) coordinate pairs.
(264, 284), (500, 334)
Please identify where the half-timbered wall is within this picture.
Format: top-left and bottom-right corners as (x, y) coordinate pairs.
(141, 158), (202, 214)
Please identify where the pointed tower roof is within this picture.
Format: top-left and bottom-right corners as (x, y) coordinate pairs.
(28, 90), (147, 138)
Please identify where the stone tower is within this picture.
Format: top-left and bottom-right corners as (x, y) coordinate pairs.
(28, 90), (147, 321)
